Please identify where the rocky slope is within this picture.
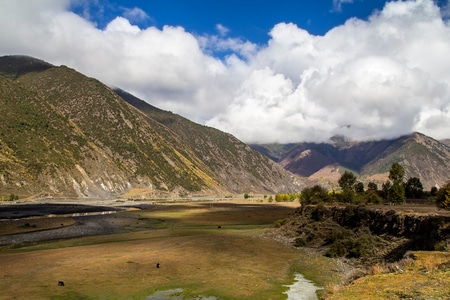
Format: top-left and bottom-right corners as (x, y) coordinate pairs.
(114, 89), (302, 194)
(0, 55), (300, 198)
(252, 133), (450, 190)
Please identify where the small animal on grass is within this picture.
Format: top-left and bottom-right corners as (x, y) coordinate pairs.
(218, 225), (222, 229)
(58, 281), (65, 286)
(156, 263), (160, 268)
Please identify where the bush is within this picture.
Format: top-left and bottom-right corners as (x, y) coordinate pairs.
(325, 227), (374, 258)
(300, 185), (329, 204)
(365, 189), (383, 204)
(326, 240), (349, 257)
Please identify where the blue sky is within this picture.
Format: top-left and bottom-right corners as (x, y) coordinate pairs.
(71, 0), (391, 44)
(1, 0), (450, 143)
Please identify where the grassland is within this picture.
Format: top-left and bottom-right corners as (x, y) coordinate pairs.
(327, 251), (450, 299)
(0, 200), (342, 299)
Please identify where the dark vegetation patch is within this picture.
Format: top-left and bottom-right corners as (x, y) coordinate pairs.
(280, 205), (450, 265)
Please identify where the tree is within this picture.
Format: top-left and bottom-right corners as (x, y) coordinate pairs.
(430, 186), (438, 197)
(338, 171), (363, 203)
(367, 182), (378, 191)
(300, 185), (328, 204)
(355, 181), (365, 194)
(387, 163), (406, 204)
(388, 183), (405, 204)
(338, 171), (357, 192)
(381, 181), (391, 200)
(436, 182), (450, 210)
(404, 177), (424, 199)
(389, 162), (405, 185)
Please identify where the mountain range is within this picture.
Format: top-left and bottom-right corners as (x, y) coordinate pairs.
(0, 55), (300, 199)
(0, 55), (448, 199)
(251, 133), (450, 190)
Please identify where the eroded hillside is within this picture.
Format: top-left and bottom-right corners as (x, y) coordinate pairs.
(0, 55), (300, 198)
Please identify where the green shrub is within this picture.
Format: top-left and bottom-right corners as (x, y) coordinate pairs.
(326, 240), (349, 257)
(1, 194), (19, 201)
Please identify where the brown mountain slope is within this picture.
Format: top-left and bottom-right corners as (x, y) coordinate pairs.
(252, 133), (450, 190)
(0, 55), (300, 198)
(114, 89), (302, 194)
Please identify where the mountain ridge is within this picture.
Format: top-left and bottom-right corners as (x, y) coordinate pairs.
(0, 55), (300, 198)
(251, 132), (450, 190)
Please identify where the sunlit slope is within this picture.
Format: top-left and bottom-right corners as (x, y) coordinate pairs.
(0, 55), (299, 198)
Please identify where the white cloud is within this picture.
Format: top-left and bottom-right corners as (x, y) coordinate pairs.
(0, 0), (449, 143)
(215, 24), (229, 36)
(122, 7), (149, 23)
(105, 17), (140, 34)
(332, 0), (355, 12)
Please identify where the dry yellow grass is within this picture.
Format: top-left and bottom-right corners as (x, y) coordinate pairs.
(326, 251), (450, 299)
(0, 200), (341, 300)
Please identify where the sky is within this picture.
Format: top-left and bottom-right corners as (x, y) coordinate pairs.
(1, 0), (450, 143)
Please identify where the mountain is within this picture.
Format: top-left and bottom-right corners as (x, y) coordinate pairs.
(113, 89), (301, 194)
(0, 55), (300, 199)
(251, 133), (450, 190)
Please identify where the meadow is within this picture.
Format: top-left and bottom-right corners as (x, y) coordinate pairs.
(0, 200), (341, 299)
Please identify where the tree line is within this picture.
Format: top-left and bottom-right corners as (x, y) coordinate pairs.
(277, 162), (450, 209)
(0, 193), (19, 201)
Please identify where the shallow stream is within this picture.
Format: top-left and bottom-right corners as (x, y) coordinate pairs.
(145, 273), (322, 300)
(284, 273), (323, 300)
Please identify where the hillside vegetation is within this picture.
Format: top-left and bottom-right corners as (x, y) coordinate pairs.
(0, 55), (300, 198)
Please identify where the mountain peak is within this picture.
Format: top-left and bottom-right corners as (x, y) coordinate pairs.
(0, 55), (53, 78)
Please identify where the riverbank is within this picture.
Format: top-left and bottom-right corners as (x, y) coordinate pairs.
(272, 204), (450, 298)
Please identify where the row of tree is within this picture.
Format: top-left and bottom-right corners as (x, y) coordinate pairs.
(0, 193), (19, 201)
(299, 162), (450, 209)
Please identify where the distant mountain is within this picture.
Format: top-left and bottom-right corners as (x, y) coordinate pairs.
(251, 133), (450, 190)
(0, 55), (300, 198)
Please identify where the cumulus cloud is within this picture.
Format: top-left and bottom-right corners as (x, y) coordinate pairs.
(0, 0), (449, 143)
(208, 0), (450, 142)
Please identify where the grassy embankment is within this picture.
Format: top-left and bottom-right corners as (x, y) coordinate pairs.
(327, 251), (450, 299)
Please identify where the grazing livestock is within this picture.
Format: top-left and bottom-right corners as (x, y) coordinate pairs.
(58, 281), (65, 286)
(156, 263), (160, 268)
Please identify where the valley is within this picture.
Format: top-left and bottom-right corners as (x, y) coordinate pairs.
(1, 198), (449, 299)
(0, 54), (449, 299)
(0, 199), (342, 299)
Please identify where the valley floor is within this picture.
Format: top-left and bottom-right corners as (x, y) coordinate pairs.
(1, 199), (449, 299)
(0, 199), (342, 299)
